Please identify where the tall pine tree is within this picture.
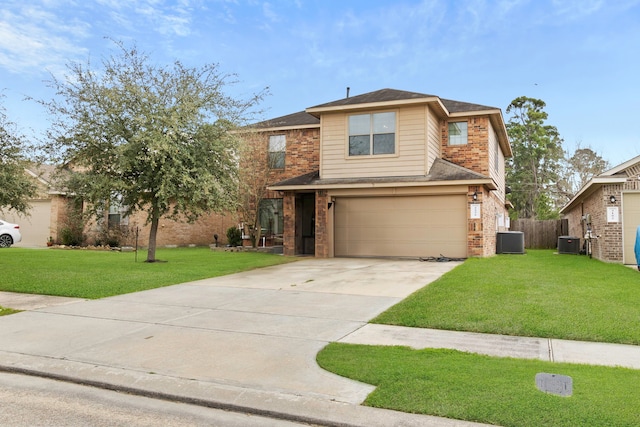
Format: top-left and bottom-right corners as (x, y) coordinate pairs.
(506, 96), (564, 219)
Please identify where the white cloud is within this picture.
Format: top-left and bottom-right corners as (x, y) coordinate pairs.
(0, 5), (90, 76)
(262, 2), (279, 23)
(551, 0), (604, 19)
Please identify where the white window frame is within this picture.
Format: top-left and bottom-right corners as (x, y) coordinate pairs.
(448, 121), (468, 146)
(348, 111), (397, 157)
(268, 135), (286, 169)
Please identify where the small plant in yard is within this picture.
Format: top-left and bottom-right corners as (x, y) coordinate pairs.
(226, 226), (242, 247)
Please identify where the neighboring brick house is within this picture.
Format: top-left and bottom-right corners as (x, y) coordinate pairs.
(560, 155), (640, 264)
(11, 164), (236, 248)
(251, 88), (512, 258)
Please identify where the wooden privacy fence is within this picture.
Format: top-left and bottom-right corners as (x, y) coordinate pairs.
(510, 219), (569, 249)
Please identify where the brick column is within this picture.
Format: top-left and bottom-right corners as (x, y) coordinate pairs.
(282, 192), (296, 256)
(315, 190), (329, 258)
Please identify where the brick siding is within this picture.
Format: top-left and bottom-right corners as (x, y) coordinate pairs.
(442, 117), (490, 176)
(565, 177), (640, 263)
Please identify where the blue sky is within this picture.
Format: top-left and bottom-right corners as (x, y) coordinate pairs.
(1, 0), (638, 166)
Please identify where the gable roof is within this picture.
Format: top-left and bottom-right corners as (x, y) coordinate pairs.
(308, 88), (439, 109)
(251, 111), (319, 130)
(560, 154), (640, 214)
(268, 158), (496, 191)
(599, 154), (640, 177)
(307, 88), (499, 115)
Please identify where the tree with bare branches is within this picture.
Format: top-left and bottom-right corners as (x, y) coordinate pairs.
(236, 131), (274, 248)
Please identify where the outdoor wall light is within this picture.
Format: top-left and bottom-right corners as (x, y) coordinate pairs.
(472, 191), (478, 201)
(610, 195), (617, 203)
(328, 202), (333, 209)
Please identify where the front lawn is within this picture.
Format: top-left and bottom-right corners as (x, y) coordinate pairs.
(318, 250), (640, 426)
(317, 344), (640, 427)
(374, 250), (640, 345)
(0, 247), (294, 299)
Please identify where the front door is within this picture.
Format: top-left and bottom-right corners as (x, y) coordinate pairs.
(295, 193), (315, 255)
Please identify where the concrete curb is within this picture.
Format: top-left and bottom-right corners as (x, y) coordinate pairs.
(0, 351), (490, 427)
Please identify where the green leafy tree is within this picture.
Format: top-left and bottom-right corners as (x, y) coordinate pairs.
(39, 41), (266, 262)
(0, 95), (37, 215)
(506, 96), (564, 219)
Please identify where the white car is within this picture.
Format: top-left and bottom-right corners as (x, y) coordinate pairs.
(0, 219), (21, 248)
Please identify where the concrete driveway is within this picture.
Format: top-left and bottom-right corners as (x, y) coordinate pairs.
(0, 258), (459, 412)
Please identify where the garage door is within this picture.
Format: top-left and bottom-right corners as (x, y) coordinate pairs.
(334, 195), (467, 258)
(623, 193), (640, 265)
(3, 200), (52, 247)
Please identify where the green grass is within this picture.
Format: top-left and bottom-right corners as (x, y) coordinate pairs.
(373, 250), (640, 345)
(0, 247), (294, 299)
(318, 250), (640, 424)
(0, 306), (19, 316)
(317, 343), (640, 427)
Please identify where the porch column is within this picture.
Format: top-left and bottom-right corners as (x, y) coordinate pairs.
(315, 190), (330, 258)
(282, 191), (296, 256)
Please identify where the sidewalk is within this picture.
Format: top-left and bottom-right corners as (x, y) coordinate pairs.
(0, 291), (85, 311)
(340, 324), (640, 369)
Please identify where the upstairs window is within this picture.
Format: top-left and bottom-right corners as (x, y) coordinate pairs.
(448, 121), (468, 145)
(268, 135), (286, 168)
(349, 112), (396, 156)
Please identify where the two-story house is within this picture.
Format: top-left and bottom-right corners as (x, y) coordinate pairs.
(251, 88), (512, 258)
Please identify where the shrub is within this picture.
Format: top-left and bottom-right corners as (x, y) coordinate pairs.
(226, 226), (242, 247)
(60, 226), (84, 246)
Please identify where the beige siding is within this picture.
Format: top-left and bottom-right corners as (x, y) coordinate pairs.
(321, 106), (430, 179)
(623, 192), (640, 264)
(426, 106), (441, 173)
(488, 122), (506, 201)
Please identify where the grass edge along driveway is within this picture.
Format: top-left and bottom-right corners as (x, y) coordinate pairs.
(0, 247), (295, 299)
(318, 250), (640, 427)
(374, 249), (640, 345)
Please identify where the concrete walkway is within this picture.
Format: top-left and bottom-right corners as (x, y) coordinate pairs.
(1, 258), (639, 427)
(0, 291), (85, 311)
(340, 324), (640, 369)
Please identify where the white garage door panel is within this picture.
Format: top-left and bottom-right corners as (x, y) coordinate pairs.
(335, 195), (467, 258)
(623, 193), (640, 265)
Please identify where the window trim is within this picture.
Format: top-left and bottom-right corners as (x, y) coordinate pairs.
(346, 111), (398, 158)
(258, 198), (284, 237)
(448, 121), (468, 146)
(268, 134), (286, 169)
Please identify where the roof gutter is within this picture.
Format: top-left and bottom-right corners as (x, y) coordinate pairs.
(269, 178), (497, 192)
(306, 97), (450, 119)
(560, 176), (628, 214)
